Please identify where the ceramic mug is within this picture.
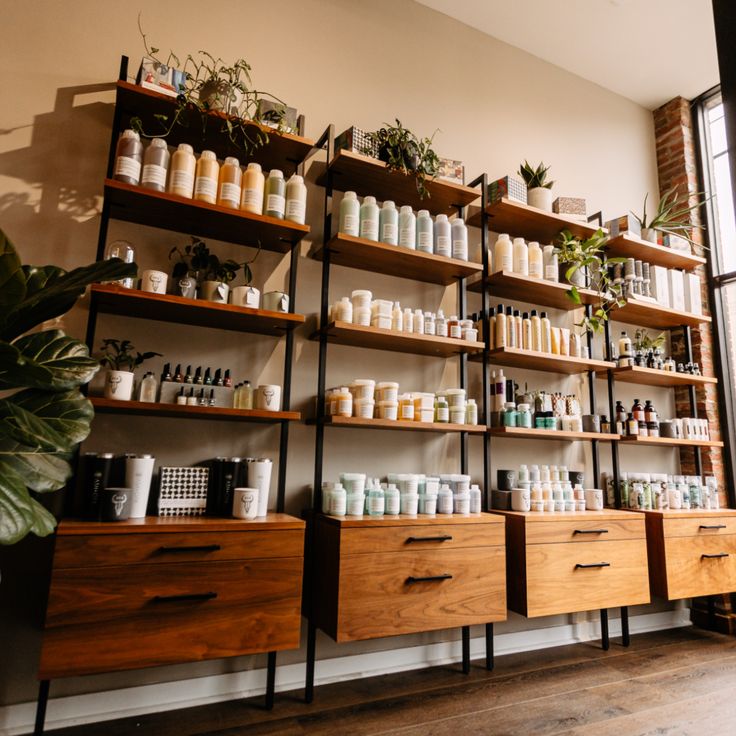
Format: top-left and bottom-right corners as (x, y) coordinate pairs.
(584, 488), (604, 511)
(255, 384), (281, 411)
(232, 487), (259, 520)
(230, 286), (260, 308)
(140, 269), (168, 294)
(104, 370), (134, 401)
(262, 290), (289, 312)
(101, 487), (131, 521)
(200, 280), (229, 303)
(497, 469), (516, 491)
(511, 487), (531, 512)
(172, 275), (197, 299)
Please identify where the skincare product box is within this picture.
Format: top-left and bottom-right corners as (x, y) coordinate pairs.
(605, 214), (641, 238)
(335, 126), (380, 159)
(668, 269), (686, 311)
(662, 233), (692, 254)
(684, 272), (702, 315)
(488, 176), (527, 206)
(157, 466), (209, 517)
(553, 197), (587, 220)
(650, 265), (671, 308)
(437, 157), (464, 184)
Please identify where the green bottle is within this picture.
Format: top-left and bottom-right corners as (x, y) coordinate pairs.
(264, 169), (285, 219)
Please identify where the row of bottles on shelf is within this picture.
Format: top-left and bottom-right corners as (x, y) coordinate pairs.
(339, 192), (470, 260)
(615, 331), (701, 374)
(113, 130), (307, 223)
(603, 472), (720, 511)
(613, 399), (710, 440)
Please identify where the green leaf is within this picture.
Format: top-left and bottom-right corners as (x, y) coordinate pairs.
(0, 462), (57, 544)
(0, 230), (27, 310)
(566, 286), (582, 304)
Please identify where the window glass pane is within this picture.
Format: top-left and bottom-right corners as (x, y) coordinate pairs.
(722, 282), (736, 382)
(710, 113), (728, 155)
(713, 153), (736, 272)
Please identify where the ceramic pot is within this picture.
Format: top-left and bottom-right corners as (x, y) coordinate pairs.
(230, 286), (260, 308)
(104, 370), (134, 401)
(140, 269), (168, 294)
(200, 280), (229, 303)
(527, 187), (553, 212)
(171, 274), (197, 299)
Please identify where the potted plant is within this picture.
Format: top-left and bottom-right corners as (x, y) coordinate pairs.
(519, 160), (554, 212)
(168, 236), (210, 298)
(363, 119), (441, 199)
(0, 229), (136, 544)
(98, 339), (161, 401)
(632, 187), (709, 245)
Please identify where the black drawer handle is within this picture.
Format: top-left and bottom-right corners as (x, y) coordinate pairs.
(699, 525), (727, 530)
(158, 544), (222, 553)
(573, 529), (609, 535)
(406, 535), (453, 544)
(151, 592), (218, 603)
(702, 553), (730, 559)
(406, 574), (453, 584)
(575, 562), (611, 569)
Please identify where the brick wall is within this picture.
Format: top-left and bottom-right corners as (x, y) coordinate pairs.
(653, 97), (726, 499)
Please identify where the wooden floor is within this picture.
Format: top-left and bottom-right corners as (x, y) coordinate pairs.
(52, 627), (736, 736)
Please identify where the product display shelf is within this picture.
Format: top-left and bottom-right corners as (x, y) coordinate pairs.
(470, 346), (615, 374)
(313, 321), (485, 358)
(488, 427), (621, 442)
(104, 179), (309, 253)
(610, 299), (711, 329)
(617, 435), (724, 448)
(314, 415), (486, 434)
(315, 148), (478, 216)
(114, 80), (315, 172)
(607, 365), (718, 388)
(316, 233), (483, 285)
(90, 397), (300, 423)
(91, 284), (305, 335)
(466, 197), (603, 241)
(58, 514), (304, 534)
(605, 233), (706, 271)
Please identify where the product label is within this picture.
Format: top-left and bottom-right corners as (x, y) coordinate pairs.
(544, 265), (558, 280)
(285, 199), (306, 221)
(241, 187), (262, 209)
(529, 262), (543, 278)
(437, 407), (449, 422)
(360, 219), (378, 239)
(417, 231), (432, 249)
(342, 214), (358, 234)
(400, 405), (414, 420)
(381, 223), (398, 242)
(368, 496), (385, 514)
(337, 398), (352, 415)
(450, 325), (462, 339)
(452, 239), (467, 259)
(329, 496), (346, 515)
(266, 193), (285, 215)
(386, 498), (400, 515)
(113, 156), (141, 182)
(171, 169), (194, 193)
(194, 176), (217, 199)
(436, 235), (450, 255)
(399, 227), (415, 247)
(499, 254), (513, 271)
(219, 182), (241, 204)
(141, 163), (166, 188)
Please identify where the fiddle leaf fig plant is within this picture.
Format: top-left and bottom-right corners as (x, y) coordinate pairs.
(0, 229), (136, 545)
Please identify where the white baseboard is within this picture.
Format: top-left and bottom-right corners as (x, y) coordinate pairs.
(0, 608), (691, 736)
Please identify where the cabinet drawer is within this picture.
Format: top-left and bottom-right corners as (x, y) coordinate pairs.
(341, 521), (504, 555)
(53, 529), (304, 569)
(333, 547), (506, 641)
(524, 539), (650, 617)
(664, 535), (736, 599)
(663, 516), (736, 539)
(525, 518), (644, 545)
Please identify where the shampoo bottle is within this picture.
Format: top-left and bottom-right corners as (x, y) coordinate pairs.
(494, 233), (513, 272)
(240, 162), (265, 214)
(528, 241), (543, 278)
(512, 237), (529, 275)
(168, 143), (196, 198)
(194, 150), (219, 204)
(217, 156), (242, 209)
(530, 309), (542, 351)
(140, 137), (169, 192)
(379, 200), (399, 245)
(285, 173), (307, 224)
(264, 169), (286, 219)
(339, 191), (360, 235)
(451, 218), (468, 261)
(359, 196), (380, 241)
(434, 214), (451, 256)
(399, 206), (417, 248)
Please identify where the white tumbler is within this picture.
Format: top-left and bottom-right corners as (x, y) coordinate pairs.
(248, 457), (273, 517)
(125, 454), (156, 518)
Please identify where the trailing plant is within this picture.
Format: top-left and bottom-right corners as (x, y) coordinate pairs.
(0, 229), (136, 545)
(169, 236), (260, 285)
(555, 228), (627, 334)
(633, 329), (666, 353)
(131, 16), (292, 153)
(518, 160), (554, 189)
(98, 339), (161, 372)
(632, 186), (709, 246)
(363, 119), (440, 199)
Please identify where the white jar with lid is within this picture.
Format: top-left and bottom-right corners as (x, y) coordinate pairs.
(351, 379), (375, 401)
(400, 493), (419, 516)
(449, 405), (466, 424)
(376, 381), (399, 403)
(378, 399), (398, 420)
(346, 491), (364, 516)
(334, 297), (353, 323)
(351, 289), (372, 309)
(445, 388), (467, 407)
(354, 306), (371, 326)
(354, 399), (375, 418)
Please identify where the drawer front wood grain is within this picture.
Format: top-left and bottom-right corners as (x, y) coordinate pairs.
(340, 522), (504, 555)
(664, 535), (736, 599)
(53, 529), (304, 569)
(663, 516), (736, 539)
(524, 539), (650, 617)
(334, 547), (506, 641)
(525, 518), (644, 545)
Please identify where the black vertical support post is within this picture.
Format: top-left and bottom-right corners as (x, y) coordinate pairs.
(458, 236), (469, 475)
(620, 606), (630, 647)
(265, 651), (277, 710)
(305, 622), (317, 704)
(585, 304), (600, 485)
(600, 608), (610, 651)
(461, 626), (471, 674)
(682, 325), (703, 475)
(604, 320), (622, 507)
(34, 680), (50, 736)
(485, 623), (494, 670)
(708, 595), (716, 629)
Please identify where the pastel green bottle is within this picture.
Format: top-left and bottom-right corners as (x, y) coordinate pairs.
(379, 200), (399, 245)
(339, 191), (360, 236)
(359, 196), (379, 241)
(264, 169), (285, 219)
(416, 209), (433, 253)
(398, 205), (416, 248)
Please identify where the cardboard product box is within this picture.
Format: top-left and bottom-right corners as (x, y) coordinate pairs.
(488, 176), (527, 205)
(650, 265), (671, 308)
(157, 466), (209, 517)
(668, 269), (685, 311)
(258, 99), (299, 134)
(335, 126), (379, 159)
(662, 233), (692, 254)
(684, 272), (702, 315)
(553, 197), (587, 219)
(437, 157), (464, 184)
(605, 214), (642, 238)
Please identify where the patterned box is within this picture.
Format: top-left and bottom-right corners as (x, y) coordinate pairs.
(437, 157), (464, 184)
(553, 197), (587, 217)
(335, 126), (379, 159)
(605, 214), (641, 238)
(158, 466), (209, 517)
(488, 176), (527, 205)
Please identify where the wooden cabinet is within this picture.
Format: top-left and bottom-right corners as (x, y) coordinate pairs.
(312, 514), (507, 643)
(39, 516), (305, 680)
(496, 510), (650, 618)
(643, 509), (736, 600)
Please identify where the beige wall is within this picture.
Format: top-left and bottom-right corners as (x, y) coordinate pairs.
(0, 0), (670, 711)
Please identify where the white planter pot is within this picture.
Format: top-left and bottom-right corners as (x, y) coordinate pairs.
(200, 280), (230, 303)
(641, 227), (658, 243)
(527, 187), (553, 212)
(104, 370), (134, 401)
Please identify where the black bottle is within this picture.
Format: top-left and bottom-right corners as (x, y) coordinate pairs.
(194, 367), (203, 385)
(160, 363), (172, 383)
(173, 364), (183, 383)
(214, 368), (223, 387)
(204, 368), (212, 386)
(184, 365), (193, 383)
(224, 369), (233, 388)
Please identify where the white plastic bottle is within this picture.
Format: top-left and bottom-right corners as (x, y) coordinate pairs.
(455, 489), (470, 515)
(385, 484), (400, 515)
(329, 483), (347, 516)
(399, 206), (417, 248)
(513, 237), (529, 276)
(403, 307), (414, 333)
(339, 191), (360, 236)
(379, 200), (399, 245)
(167, 143), (196, 198)
(435, 309), (448, 337)
(451, 218), (468, 261)
(240, 162), (265, 214)
(528, 241), (543, 278)
(217, 156), (242, 209)
(438, 484), (454, 515)
(543, 245), (559, 282)
(416, 209), (433, 252)
(494, 233), (513, 272)
(392, 301), (404, 331)
(434, 214), (451, 257)
(285, 173), (308, 224)
(414, 309), (424, 334)
(469, 484), (482, 514)
(359, 196), (379, 241)
(334, 296), (353, 323)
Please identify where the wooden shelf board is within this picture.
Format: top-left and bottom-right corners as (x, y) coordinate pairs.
(609, 365), (718, 388)
(115, 81), (315, 171)
(617, 436), (724, 448)
(314, 321), (484, 357)
(611, 299), (711, 329)
(320, 513), (502, 528)
(105, 179), (308, 253)
(90, 398), (299, 423)
(606, 233), (706, 271)
(471, 346), (614, 374)
(316, 415), (485, 434)
(91, 284), (304, 335)
(492, 509), (638, 521)
(468, 270), (598, 310)
(628, 508), (736, 518)
(467, 197), (603, 240)
(316, 149), (478, 216)
(488, 427), (620, 442)
(316, 233), (483, 285)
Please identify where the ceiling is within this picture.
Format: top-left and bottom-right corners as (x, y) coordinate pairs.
(415, 0), (719, 109)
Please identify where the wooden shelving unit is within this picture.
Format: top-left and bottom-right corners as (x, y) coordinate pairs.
(606, 233), (706, 271)
(488, 427), (620, 442)
(91, 284), (305, 335)
(617, 435), (724, 448)
(314, 321), (484, 357)
(316, 233), (483, 285)
(471, 346), (614, 374)
(611, 299), (710, 329)
(608, 365), (718, 388)
(316, 415), (485, 434)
